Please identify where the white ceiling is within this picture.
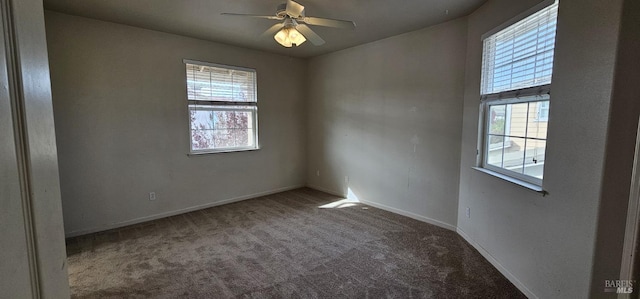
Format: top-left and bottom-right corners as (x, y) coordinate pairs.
(43, 0), (487, 58)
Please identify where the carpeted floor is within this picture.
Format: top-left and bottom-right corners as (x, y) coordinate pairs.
(66, 188), (526, 298)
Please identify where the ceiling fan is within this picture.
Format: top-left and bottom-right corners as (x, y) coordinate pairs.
(222, 0), (356, 48)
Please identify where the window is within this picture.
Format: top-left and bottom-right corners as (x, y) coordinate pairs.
(479, 0), (558, 186)
(536, 101), (550, 121)
(185, 60), (258, 154)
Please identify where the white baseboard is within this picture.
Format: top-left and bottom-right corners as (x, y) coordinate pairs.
(305, 184), (346, 198)
(306, 185), (456, 232)
(456, 228), (537, 299)
(65, 184), (305, 238)
(359, 199), (457, 232)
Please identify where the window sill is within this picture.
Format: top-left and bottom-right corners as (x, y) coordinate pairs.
(188, 147), (260, 156)
(472, 167), (547, 196)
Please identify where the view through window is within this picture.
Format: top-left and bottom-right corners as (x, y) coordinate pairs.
(185, 60), (258, 153)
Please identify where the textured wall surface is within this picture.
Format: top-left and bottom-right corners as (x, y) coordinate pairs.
(46, 11), (308, 236)
(590, 0), (640, 294)
(306, 18), (468, 229)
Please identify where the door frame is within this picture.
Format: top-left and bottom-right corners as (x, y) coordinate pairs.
(620, 116), (640, 297)
(0, 0), (70, 297)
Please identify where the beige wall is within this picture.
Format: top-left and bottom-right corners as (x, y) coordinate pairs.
(457, 0), (624, 298)
(590, 0), (640, 293)
(45, 11), (308, 236)
(306, 18), (468, 229)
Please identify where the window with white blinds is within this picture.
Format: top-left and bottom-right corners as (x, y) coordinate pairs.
(478, 0), (558, 187)
(186, 62), (256, 102)
(184, 60), (259, 154)
(481, 0), (558, 95)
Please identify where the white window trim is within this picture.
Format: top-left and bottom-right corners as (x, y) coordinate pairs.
(183, 59), (256, 74)
(472, 167), (545, 193)
(480, 0), (556, 41)
(475, 0), (557, 191)
(184, 59), (260, 155)
(479, 88), (550, 187)
(188, 103), (259, 155)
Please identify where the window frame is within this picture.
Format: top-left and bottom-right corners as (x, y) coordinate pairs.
(536, 101), (550, 122)
(477, 0), (558, 188)
(184, 59), (259, 155)
(480, 89), (550, 186)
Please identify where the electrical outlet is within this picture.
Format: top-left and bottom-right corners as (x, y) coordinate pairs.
(466, 207), (470, 218)
(316, 170), (320, 176)
(345, 176), (349, 183)
(149, 192), (156, 201)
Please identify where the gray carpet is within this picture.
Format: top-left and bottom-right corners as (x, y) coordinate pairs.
(66, 188), (526, 298)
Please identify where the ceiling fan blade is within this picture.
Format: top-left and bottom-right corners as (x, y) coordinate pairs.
(296, 24), (325, 46)
(260, 23), (284, 40)
(301, 16), (356, 29)
(221, 13), (282, 20)
(286, 0), (305, 18)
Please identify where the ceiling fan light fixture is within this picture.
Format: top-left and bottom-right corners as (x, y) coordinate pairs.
(274, 27), (306, 48)
(223, 0), (353, 48)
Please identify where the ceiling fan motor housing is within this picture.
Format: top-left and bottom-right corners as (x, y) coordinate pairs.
(276, 3), (287, 18)
(276, 3), (304, 18)
(283, 18), (298, 28)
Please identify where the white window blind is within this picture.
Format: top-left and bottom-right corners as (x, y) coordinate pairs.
(481, 1), (558, 95)
(185, 62), (256, 103)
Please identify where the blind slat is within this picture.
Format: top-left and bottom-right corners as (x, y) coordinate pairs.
(481, 1), (559, 95)
(185, 63), (257, 102)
